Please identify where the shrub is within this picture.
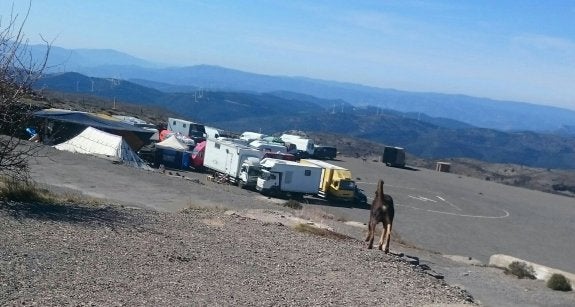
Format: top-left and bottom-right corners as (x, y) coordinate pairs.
(546, 274), (572, 291)
(283, 199), (302, 210)
(504, 261), (536, 279)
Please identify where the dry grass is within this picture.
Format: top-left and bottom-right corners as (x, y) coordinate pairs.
(0, 177), (107, 206)
(296, 207), (346, 223)
(0, 179), (58, 204)
(293, 223), (353, 240)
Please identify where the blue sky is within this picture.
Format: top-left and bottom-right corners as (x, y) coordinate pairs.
(2, 0), (575, 109)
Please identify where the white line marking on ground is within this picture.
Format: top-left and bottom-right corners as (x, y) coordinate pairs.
(408, 195), (437, 202)
(438, 196), (462, 211)
(396, 203), (510, 219)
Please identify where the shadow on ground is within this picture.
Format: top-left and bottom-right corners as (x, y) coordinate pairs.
(301, 197), (371, 210)
(0, 200), (130, 226)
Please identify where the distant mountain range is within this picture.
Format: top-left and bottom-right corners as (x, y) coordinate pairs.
(32, 45), (575, 133)
(34, 72), (575, 169)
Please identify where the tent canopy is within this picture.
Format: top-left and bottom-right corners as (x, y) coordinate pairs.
(54, 126), (151, 169)
(155, 135), (188, 151)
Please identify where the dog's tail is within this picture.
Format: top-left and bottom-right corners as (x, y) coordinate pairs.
(376, 179), (384, 198)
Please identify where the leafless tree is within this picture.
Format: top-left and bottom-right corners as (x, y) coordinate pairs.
(0, 3), (51, 180)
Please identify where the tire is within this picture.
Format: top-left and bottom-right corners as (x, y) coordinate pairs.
(238, 180), (246, 189)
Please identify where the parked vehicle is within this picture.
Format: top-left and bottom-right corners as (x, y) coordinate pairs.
(167, 117), (206, 143)
(203, 138), (262, 184)
(190, 141), (206, 170)
(256, 158), (322, 198)
(299, 159), (357, 202)
(204, 126), (222, 139)
(262, 152), (296, 161)
(238, 157), (262, 189)
(312, 145), (337, 160)
(249, 140), (287, 153)
(383, 146), (406, 168)
(239, 131), (266, 142)
(280, 134), (315, 156)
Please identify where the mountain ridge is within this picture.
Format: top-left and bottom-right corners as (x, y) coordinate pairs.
(34, 45), (575, 132)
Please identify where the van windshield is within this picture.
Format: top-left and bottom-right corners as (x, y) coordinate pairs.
(339, 180), (356, 191)
(248, 167), (260, 177)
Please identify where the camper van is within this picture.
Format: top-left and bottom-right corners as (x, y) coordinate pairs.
(280, 134), (315, 156)
(256, 158), (322, 198)
(167, 118), (206, 142)
(203, 138), (262, 184)
(249, 140), (287, 154)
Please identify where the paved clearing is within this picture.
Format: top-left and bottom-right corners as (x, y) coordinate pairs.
(26, 146), (575, 306)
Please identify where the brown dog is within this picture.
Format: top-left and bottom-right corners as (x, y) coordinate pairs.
(365, 179), (395, 253)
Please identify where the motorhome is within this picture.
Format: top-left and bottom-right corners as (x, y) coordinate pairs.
(167, 117), (206, 142)
(237, 152), (297, 189)
(203, 138), (262, 184)
(280, 134), (315, 156)
(256, 158), (322, 198)
(249, 140), (287, 154)
(299, 159), (357, 202)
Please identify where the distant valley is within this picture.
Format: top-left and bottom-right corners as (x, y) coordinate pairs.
(35, 72), (575, 169)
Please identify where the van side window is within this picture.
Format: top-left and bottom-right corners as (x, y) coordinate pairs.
(215, 143), (220, 149)
(183, 123), (187, 128)
(172, 121), (176, 125)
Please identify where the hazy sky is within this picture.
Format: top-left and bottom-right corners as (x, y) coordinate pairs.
(3, 0), (575, 109)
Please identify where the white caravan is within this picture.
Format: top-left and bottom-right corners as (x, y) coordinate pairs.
(204, 138), (262, 184)
(256, 158), (322, 197)
(239, 131), (266, 142)
(167, 118), (206, 141)
(280, 134), (315, 156)
(249, 140), (287, 153)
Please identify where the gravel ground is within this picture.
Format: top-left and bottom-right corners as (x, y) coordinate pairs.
(7, 147), (575, 306)
(0, 200), (474, 306)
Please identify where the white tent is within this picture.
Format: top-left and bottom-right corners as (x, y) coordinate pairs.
(155, 134), (188, 151)
(54, 126), (151, 169)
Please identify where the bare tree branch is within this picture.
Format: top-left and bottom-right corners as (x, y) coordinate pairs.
(1, 2), (51, 180)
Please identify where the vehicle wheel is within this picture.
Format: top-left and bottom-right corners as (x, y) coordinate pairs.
(238, 180), (246, 189)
